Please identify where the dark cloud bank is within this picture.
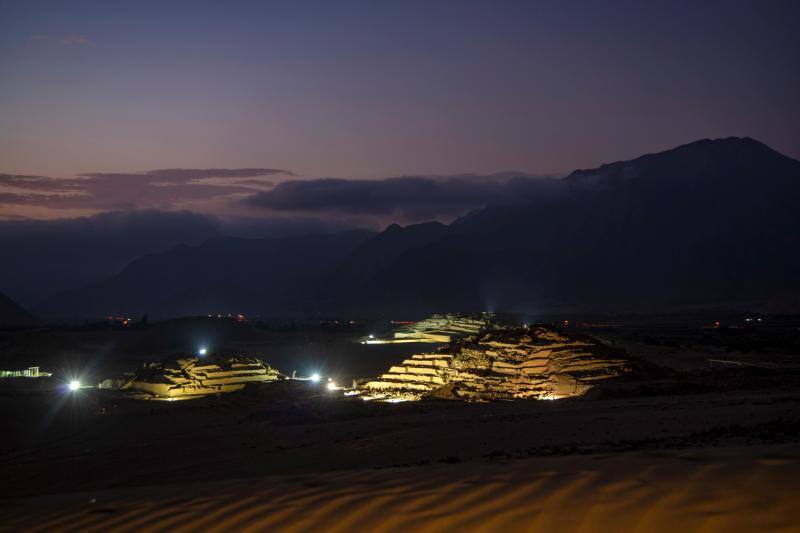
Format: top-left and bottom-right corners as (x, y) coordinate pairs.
(0, 168), (288, 211)
(246, 173), (559, 221)
(1, 167), (561, 308)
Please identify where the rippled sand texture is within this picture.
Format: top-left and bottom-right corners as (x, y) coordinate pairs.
(9, 444), (799, 533)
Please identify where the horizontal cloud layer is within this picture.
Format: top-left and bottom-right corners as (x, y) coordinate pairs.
(0, 168), (291, 213)
(246, 173), (560, 221)
(2, 168), (565, 227)
(77, 168), (292, 182)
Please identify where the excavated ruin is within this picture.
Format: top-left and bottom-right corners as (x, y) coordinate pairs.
(359, 325), (632, 401)
(121, 356), (282, 398)
(363, 313), (499, 344)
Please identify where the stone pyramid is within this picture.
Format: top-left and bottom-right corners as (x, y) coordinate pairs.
(359, 325), (631, 401)
(123, 356), (282, 398)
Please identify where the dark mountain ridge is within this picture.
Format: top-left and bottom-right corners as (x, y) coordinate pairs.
(322, 137), (800, 316)
(35, 230), (374, 320)
(35, 137), (800, 320)
(565, 137), (797, 186)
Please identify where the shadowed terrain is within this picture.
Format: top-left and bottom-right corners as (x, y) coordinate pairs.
(31, 138), (800, 321)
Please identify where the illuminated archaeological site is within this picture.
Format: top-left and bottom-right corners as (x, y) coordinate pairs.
(0, 366), (51, 379)
(87, 313), (636, 405)
(358, 323), (632, 402)
(90, 314), (631, 403)
(361, 313), (495, 344)
(105, 356), (282, 399)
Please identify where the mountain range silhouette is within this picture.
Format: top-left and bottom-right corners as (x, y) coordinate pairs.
(33, 137), (800, 320)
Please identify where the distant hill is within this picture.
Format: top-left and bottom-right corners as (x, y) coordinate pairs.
(36, 231), (374, 320)
(321, 137), (800, 316)
(0, 210), (220, 308)
(0, 291), (38, 327)
(35, 137), (800, 319)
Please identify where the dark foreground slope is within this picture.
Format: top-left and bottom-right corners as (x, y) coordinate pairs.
(324, 137), (800, 316)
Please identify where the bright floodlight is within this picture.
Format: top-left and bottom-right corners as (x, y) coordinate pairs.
(68, 380), (81, 391)
(198, 347), (208, 356)
(310, 373), (321, 383)
(327, 381), (337, 391)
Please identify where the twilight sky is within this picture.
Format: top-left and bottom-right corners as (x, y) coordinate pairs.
(1, 0), (799, 223)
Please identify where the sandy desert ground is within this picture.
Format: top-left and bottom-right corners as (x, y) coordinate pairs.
(4, 444), (799, 532)
(2, 320), (799, 531)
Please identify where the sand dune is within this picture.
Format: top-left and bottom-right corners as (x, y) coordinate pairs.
(7, 444), (799, 532)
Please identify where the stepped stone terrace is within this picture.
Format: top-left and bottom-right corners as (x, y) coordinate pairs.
(362, 313), (499, 344)
(120, 356), (282, 399)
(359, 325), (631, 401)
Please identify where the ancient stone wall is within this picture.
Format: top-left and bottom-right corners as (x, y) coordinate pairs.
(360, 325), (630, 401)
(123, 356), (282, 398)
(364, 313), (498, 344)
